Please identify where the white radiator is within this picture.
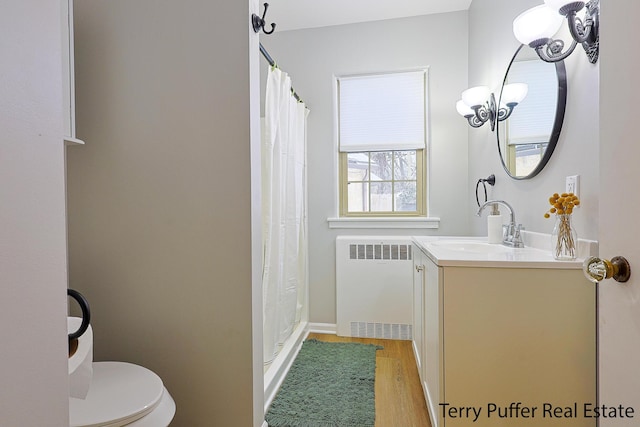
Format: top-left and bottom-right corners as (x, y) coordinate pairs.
(336, 236), (413, 340)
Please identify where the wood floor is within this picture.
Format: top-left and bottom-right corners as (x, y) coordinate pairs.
(307, 333), (432, 427)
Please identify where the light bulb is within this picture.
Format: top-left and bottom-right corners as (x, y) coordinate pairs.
(513, 5), (563, 45)
(456, 100), (474, 117)
(461, 86), (490, 108)
(501, 83), (528, 104)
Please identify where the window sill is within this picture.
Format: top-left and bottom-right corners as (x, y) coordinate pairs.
(327, 216), (440, 229)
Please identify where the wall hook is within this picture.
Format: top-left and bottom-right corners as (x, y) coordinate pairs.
(252, 3), (276, 35)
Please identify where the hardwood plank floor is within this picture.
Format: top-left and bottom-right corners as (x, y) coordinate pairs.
(307, 333), (432, 427)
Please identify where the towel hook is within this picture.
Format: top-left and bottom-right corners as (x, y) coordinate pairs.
(252, 3), (276, 35)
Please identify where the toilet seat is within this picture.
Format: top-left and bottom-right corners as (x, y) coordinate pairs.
(70, 362), (174, 427)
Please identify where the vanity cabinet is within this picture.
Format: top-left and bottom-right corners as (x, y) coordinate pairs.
(412, 245), (443, 425)
(412, 242), (596, 427)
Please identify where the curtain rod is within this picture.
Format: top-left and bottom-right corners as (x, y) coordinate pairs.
(260, 43), (302, 103)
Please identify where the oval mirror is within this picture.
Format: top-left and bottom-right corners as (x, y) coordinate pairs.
(496, 44), (567, 179)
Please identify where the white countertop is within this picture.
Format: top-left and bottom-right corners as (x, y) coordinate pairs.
(412, 234), (597, 269)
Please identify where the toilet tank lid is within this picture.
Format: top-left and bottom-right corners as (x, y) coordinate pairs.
(69, 362), (164, 427)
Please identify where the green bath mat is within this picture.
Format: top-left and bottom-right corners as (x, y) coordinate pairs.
(265, 339), (382, 427)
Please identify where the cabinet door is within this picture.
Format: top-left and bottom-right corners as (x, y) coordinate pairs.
(424, 256), (443, 427)
(411, 244), (425, 377)
(442, 267), (596, 427)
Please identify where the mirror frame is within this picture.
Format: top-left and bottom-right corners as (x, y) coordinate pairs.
(497, 44), (567, 180)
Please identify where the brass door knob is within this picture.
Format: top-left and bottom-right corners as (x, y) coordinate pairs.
(583, 256), (631, 283)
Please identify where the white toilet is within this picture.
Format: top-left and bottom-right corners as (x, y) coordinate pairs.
(68, 318), (176, 427)
(69, 362), (175, 427)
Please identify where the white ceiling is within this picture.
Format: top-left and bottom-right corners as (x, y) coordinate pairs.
(263, 0), (473, 32)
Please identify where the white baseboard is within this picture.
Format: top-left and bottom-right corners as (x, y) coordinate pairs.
(412, 340), (422, 375)
(425, 381), (439, 427)
(263, 321), (309, 413)
(307, 322), (337, 334)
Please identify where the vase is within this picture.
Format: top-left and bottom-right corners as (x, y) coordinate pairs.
(551, 214), (577, 260)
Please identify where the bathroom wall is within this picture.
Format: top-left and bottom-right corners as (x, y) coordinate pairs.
(0, 0), (69, 425)
(67, 1), (263, 426)
(260, 12), (470, 324)
(467, 0), (599, 240)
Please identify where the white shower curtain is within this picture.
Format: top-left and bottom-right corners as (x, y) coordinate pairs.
(262, 67), (308, 364)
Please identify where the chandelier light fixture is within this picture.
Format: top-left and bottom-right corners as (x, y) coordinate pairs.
(513, 0), (599, 64)
(456, 83), (528, 130)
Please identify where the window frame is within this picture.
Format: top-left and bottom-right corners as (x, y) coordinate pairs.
(336, 69), (429, 218)
(339, 149), (426, 217)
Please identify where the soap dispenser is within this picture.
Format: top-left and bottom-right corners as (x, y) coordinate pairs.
(487, 203), (503, 244)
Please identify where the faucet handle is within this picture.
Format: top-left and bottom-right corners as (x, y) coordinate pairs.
(513, 224), (525, 247)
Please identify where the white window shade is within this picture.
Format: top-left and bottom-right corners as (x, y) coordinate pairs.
(339, 70), (427, 152)
(506, 60), (558, 145)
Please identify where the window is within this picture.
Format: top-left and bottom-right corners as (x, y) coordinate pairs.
(337, 70), (428, 216)
(504, 59), (557, 177)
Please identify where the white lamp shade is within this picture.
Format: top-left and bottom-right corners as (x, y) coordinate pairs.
(544, 0), (583, 13)
(501, 83), (529, 104)
(461, 86), (490, 108)
(456, 100), (474, 117)
(513, 5), (564, 45)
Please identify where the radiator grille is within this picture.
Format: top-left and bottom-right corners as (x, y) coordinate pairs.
(349, 244), (412, 261)
(350, 322), (412, 340)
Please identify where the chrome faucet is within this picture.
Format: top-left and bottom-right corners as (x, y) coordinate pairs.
(476, 200), (524, 248)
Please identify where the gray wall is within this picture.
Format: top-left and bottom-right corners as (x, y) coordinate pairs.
(467, 0), (599, 240)
(67, 1), (263, 425)
(260, 12), (470, 324)
(0, 1), (69, 425)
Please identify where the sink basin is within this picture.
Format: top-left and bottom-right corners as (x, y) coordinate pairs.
(414, 234), (595, 268)
(429, 240), (510, 254)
